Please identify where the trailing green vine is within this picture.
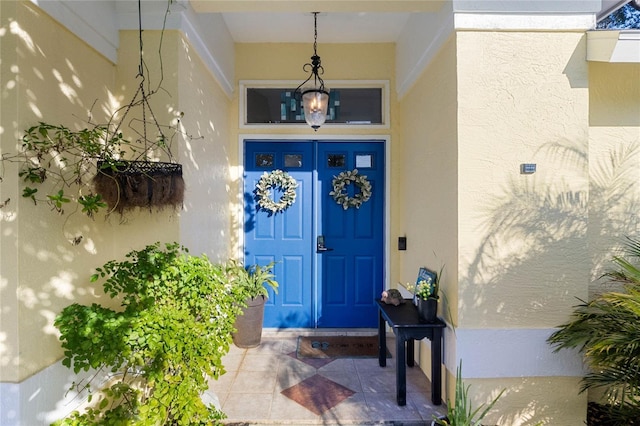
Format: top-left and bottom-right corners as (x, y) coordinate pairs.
(12, 122), (124, 217)
(53, 242), (247, 425)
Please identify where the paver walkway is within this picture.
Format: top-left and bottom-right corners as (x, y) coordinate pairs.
(208, 329), (446, 425)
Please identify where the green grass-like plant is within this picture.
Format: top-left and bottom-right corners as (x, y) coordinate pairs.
(434, 361), (504, 426)
(53, 242), (247, 425)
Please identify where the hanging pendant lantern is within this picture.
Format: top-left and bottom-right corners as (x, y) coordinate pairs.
(295, 12), (329, 131)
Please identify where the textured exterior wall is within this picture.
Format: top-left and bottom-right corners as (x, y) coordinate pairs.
(588, 61), (640, 289)
(452, 31), (590, 425)
(0, 8), (232, 425)
(0, 1), (117, 383)
(397, 33), (459, 413)
(399, 30), (591, 425)
(177, 32), (234, 261)
(457, 31), (590, 329)
(397, 34), (459, 320)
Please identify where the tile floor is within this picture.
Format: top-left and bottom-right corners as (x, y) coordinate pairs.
(208, 329), (446, 425)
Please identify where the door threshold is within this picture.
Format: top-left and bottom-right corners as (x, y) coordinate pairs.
(262, 328), (377, 338)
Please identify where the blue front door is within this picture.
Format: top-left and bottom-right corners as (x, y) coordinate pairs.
(244, 140), (384, 328)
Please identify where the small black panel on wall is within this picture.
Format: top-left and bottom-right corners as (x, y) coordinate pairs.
(398, 236), (407, 251)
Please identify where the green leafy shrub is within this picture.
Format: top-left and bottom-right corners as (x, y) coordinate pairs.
(53, 242), (246, 425)
(548, 236), (640, 424)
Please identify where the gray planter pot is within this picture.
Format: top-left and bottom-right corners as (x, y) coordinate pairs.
(232, 295), (266, 348)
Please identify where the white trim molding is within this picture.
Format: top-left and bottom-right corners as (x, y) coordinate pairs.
(0, 361), (107, 426)
(31, 0), (119, 63)
(454, 13), (596, 31)
(443, 327), (586, 379)
(587, 30), (640, 63)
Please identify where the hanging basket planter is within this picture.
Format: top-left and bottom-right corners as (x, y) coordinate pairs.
(93, 160), (185, 214)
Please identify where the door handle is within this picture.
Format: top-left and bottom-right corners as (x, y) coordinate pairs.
(317, 235), (334, 253)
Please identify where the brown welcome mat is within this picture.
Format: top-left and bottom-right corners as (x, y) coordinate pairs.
(297, 335), (390, 359)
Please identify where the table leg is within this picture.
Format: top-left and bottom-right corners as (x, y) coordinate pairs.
(378, 310), (386, 367)
(431, 328), (443, 405)
(406, 339), (415, 367)
(395, 334), (407, 406)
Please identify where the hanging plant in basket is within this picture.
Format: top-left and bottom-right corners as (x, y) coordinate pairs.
(0, 0), (192, 223)
(329, 169), (372, 210)
(254, 169), (298, 213)
(94, 160), (185, 215)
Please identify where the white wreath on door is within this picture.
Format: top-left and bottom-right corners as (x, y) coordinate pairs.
(329, 169), (372, 210)
(255, 169), (298, 213)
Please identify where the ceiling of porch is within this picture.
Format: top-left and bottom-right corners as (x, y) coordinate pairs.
(186, 0), (618, 44)
(189, 0), (444, 43)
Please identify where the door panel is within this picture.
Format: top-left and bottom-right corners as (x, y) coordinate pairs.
(244, 141), (313, 328)
(244, 140), (384, 328)
(316, 142), (385, 327)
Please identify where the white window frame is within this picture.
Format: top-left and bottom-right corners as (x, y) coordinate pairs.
(239, 80), (390, 130)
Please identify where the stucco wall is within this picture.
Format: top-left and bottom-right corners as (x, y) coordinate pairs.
(455, 31), (590, 425)
(0, 6), (233, 424)
(457, 31), (590, 330)
(1, 0), (118, 383)
(398, 30), (591, 425)
(397, 34), (459, 321)
(176, 32), (234, 261)
(588, 61), (640, 287)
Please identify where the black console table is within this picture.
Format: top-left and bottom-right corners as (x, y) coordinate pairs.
(376, 299), (446, 406)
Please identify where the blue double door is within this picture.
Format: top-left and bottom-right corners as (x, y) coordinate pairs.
(244, 140), (385, 328)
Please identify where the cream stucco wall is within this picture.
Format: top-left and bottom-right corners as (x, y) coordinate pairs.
(457, 31), (590, 330)
(116, 30), (234, 261)
(399, 30), (592, 425)
(0, 5), (233, 424)
(588, 61), (640, 288)
(177, 33), (235, 261)
(1, 1), (119, 383)
(456, 31), (589, 425)
(398, 34), (459, 321)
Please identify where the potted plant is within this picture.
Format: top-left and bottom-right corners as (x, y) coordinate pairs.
(53, 242), (246, 425)
(432, 361), (505, 426)
(226, 260), (278, 348)
(548, 236), (640, 424)
(407, 266), (443, 322)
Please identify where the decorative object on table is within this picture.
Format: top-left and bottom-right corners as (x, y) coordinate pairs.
(254, 169), (298, 214)
(406, 266), (442, 322)
(329, 169), (372, 210)
(380, 289), (405, 306)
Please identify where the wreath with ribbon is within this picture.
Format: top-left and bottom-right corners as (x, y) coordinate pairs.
(255, 169), (298, 213)
(329, 169), (372, 210)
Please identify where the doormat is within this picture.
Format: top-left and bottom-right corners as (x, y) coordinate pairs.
(297, 335), (390, 359)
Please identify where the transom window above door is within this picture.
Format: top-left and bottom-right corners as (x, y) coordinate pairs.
(240, 81), (390, 129)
